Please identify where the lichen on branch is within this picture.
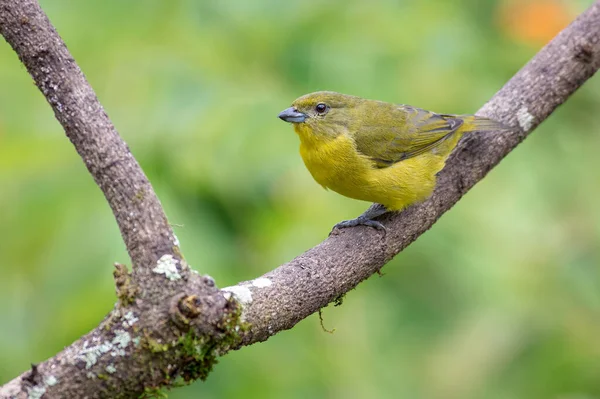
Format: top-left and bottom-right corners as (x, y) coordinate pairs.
(1, 0), (599, 397)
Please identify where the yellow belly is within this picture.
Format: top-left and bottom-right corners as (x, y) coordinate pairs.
(298, 134), (446, 211)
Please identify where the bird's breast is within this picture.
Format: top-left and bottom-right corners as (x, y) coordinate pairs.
(296, 130), (440, 210)
(298, 134), (371, 195)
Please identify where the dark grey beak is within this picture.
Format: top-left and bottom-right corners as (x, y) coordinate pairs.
(278, 107), (307, 123)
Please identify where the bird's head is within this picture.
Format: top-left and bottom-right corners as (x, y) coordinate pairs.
(278, 91), (362, 140)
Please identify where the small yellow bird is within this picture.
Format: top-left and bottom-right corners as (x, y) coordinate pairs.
(278, 91), (507, 231)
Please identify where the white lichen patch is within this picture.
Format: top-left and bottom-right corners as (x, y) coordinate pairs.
(517, 107), (535, 132)
(223, 277), (273, 306)
(222, 285), (253, 305)
(132, 336), (141, 347)
(45, 375), (58, 386)
(252, 277), (272, 288)
(111, 349), (125, 357)
(173, 233), (180, 247)
(76, 330), (132, 369)
(111, 330), (131, 356)
(122, 311), (138, 328)
(26, 375), (57, 399)
(77, 341), (112, 369)
(152, 254), (181, 281)
(86, 372), (96, 379)
(106, 364), (117, 374)
(27, 385), (46, 399)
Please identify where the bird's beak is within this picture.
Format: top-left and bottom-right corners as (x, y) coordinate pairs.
(278, 107), (307, 123)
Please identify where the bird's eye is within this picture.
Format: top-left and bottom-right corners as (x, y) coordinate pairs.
(315, 103), (328, 114)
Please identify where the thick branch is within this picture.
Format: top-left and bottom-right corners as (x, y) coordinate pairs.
(0, 1), (234, 398)
(0, 0), (176, 272)
(0, 0), (599, 398)
(235, 2), (600, 345)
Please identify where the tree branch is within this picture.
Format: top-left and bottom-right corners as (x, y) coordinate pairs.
(1, 0), (599, 398)
(0, 0), (173, 272)
(0, 0), (236, 397)
(229, 1), (600, 344)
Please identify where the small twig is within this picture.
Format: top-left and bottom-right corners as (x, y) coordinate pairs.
(318, 309), (336, 334)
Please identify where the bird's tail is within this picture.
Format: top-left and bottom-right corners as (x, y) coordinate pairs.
(459, 115), (511, 133)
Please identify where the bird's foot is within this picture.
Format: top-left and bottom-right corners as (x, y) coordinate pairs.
(330, 203), (388, 236)
(333, 216), (386, 231)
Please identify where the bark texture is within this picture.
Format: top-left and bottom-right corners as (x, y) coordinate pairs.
(1, 0), (599, 397)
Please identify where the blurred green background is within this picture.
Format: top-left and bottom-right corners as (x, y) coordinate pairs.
(2, 0), (600, 397)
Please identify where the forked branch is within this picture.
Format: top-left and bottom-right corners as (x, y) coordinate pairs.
(1, 0), (599, 397)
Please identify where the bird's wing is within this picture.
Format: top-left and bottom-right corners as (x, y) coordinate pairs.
(354, 105), (463, 168)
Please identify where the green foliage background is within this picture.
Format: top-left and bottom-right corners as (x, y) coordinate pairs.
(1, 0), (600, 398)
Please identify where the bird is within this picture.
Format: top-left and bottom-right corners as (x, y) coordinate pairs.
(278, 91), (507, 232)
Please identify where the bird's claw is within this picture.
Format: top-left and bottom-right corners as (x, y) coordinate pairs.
(330, 216), (387, 236)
